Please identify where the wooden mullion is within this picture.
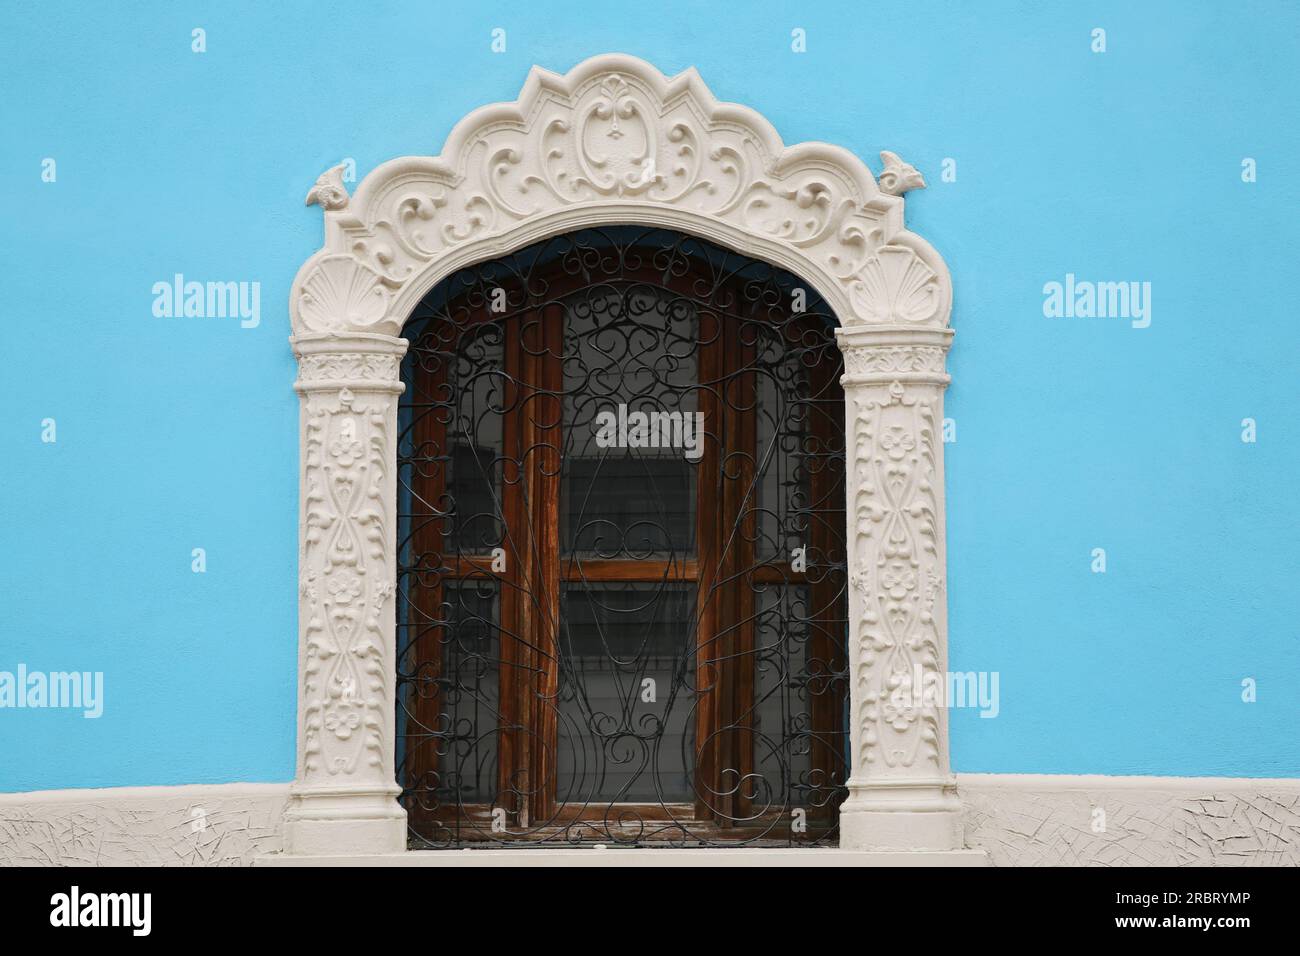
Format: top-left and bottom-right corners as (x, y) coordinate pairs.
(723, 314), (758, 822)
(693, 309), (724, 823)
(526, 304), (564, 822)
(496, 318), (532, 826)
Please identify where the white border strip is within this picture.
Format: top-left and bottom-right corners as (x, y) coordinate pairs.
(957, 773), (1300, 791)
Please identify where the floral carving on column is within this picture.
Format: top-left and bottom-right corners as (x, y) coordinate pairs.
(837, 329), (960, 850)
(300, 386), (393, 779)
(850, 381), (944, 771)
(286, 334), (408, 855)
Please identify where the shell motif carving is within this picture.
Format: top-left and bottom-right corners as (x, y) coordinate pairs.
(849, 246), (942, 325)
(298, 255), (390, 334)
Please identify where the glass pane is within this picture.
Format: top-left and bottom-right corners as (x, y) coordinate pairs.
(446, 442), (501, 554)
(437, 580), (502, 805)
(446, 323), (505, 554)
(555, 583), (696, 804)
(752, 585), (811, 809)
(398, 579), (501, 815)
(563, 456), (694, 557)
(439, 580), (504, 806)
(752, 583), (848, 818)
(562, 286), (698, 558)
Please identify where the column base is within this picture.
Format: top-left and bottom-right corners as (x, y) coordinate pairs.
(283, 785), (407, 856)
(838, 779), (965, 851)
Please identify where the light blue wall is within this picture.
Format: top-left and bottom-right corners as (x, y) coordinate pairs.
(2, 0), (1297, 792)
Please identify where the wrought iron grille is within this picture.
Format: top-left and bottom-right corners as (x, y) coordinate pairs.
(396, 227), (848, 847)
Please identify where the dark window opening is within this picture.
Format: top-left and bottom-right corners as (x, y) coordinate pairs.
(396, 227), (848, 847)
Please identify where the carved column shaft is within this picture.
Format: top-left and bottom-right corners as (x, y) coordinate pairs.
(835, 326), (963, 851)
(284, 332), (409, 855)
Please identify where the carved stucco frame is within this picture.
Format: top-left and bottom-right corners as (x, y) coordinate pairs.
(286, 54), (960, 856)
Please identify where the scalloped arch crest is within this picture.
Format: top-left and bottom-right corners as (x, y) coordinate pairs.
(291, 54), (952, 337)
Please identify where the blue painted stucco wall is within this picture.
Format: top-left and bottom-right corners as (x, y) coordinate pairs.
(2, 1), (1297, 792)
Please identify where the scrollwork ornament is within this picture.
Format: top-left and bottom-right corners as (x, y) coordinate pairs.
(298, 353), (401, 383)
(842, 345), (947, 376)
(290, 55), (952, 337)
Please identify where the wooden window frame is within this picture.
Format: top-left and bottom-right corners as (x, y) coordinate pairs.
(403, 251), (845, 840)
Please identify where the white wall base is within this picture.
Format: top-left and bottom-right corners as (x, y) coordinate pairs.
(0, 783), (289, 866)
(5, 774), (1299, 866)
(959, 773), (1300, 867)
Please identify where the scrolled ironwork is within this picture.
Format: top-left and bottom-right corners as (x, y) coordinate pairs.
(396, 226), (847, 848)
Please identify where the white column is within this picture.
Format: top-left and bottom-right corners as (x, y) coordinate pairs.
(283, 332), (409, 855)
(835, 325), (964, 851)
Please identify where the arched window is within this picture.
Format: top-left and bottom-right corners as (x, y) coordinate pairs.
(396, 227), (848, 846)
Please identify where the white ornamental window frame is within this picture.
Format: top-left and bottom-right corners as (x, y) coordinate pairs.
(286, 54), (962, 858)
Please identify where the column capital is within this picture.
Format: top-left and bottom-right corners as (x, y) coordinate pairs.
(835, 325), (953, 389)
(291, 332), (408, 394)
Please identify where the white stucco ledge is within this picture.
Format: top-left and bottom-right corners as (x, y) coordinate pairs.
(7, 775), (1300, 865)
(257, 848), (990, 867)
